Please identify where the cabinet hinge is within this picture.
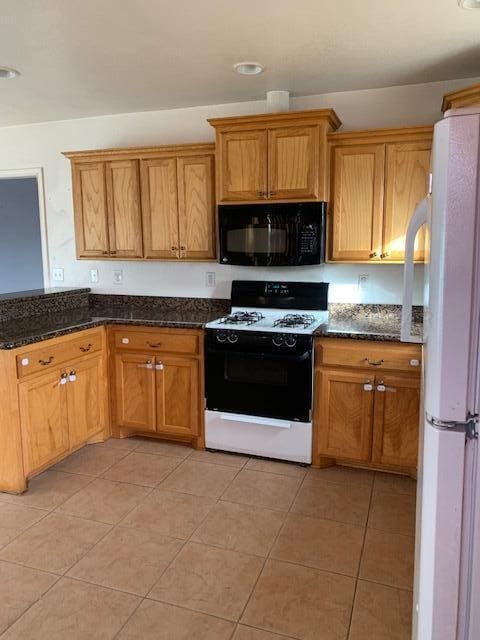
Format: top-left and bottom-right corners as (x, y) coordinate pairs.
(426, 413), (479, 440)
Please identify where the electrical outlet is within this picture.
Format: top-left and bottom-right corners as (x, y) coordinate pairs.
(113, 269), (123, 285)
(52, 267), (64, 282)
(206, 272), (216, 287)
(90, 269), (99, 284)
(358, 274), (369, 291)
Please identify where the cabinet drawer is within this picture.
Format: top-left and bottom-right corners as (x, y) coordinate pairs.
(316, 338), (421, 373)
(113, 329), (200, 355)
(17, 330), (103, 379)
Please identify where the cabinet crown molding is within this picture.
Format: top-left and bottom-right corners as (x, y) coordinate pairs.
(328, 125), (433, 145)
(442, 82), (480, 113)
(208, 108), (341, 131)
(62, 142), (215, 161)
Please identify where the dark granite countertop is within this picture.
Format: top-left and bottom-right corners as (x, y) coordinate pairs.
(0, 307), (226, 349)
(0, 292), (423, 349)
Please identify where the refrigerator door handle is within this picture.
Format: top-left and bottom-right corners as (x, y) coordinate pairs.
(401, 196), (429, 343)
(426, 412), (479, 439)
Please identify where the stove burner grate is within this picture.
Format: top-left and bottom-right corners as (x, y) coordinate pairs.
(218, 311), (265, 326)
(273, 313), (316, 329)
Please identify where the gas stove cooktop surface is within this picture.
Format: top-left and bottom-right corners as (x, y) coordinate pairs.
(206, 307), (329, 335)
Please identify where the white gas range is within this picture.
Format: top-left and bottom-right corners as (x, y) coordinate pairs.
(204, 280), (329, 464)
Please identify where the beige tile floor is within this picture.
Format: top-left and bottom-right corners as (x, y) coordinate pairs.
(0, 438), (417, 639)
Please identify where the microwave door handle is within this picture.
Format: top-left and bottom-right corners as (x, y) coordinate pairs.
(401, 196), (428, 343)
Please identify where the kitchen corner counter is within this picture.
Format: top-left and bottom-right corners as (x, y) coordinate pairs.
(0, 293), (230, 349)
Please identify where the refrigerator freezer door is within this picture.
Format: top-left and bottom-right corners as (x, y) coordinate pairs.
(424, 111), (480, 423)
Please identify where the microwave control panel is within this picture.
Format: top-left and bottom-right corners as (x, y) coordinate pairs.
(299, 225), (319, 253)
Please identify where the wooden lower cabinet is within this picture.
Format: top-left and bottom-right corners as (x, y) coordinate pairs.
(372, 374), (420, 468)
(114, 353), (156, 432)
(67, 355), (107, 448)
(157, 356), (199, 438)
(111, 327), (204, 444)
(314, 339), (421, 474)
(316, 368), (374, 462)
(114, 352), (200, 439)
(19, 369), (70, 475)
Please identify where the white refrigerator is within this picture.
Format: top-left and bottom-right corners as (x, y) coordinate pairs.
(402, 107), (480, 640)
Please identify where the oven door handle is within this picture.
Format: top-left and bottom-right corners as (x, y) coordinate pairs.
(219, 412), (292, 429)
(206, 348), (311, 363)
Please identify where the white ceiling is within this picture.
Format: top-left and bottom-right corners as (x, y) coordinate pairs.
(0, 0), (479, 127)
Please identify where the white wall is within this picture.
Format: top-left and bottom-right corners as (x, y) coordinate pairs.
(0, 76), (477, 303)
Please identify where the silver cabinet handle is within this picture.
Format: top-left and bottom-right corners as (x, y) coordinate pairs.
(155, 362), (164, 371)
(137, 360), (153, 369)
(377, 383), (386, 392)
(363, 380), (373, 391)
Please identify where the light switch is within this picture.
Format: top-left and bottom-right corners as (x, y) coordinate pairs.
(113, 270), (123, 284)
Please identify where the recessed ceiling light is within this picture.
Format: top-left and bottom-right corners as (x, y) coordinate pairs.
(458, 0), (480, 8)
(0, 67), (20, 79)
(233, 62), (264, 76)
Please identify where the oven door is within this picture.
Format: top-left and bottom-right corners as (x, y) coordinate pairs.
(205, 342), (313, 422)
(218, 202), (325, 267)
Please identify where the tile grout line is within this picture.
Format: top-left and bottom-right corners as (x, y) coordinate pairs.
(345, 471), (376, 639)
(233, 464), (309, 631)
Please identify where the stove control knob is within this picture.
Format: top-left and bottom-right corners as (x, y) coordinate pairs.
(216, 332), (228, 343)
(272, 335), (284, 347)
(227, 333), (239, 344)
(285, 335), (297, 348)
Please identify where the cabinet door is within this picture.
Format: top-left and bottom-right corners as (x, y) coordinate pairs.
(268, 126), (318, 200)
(330, 144), (385, 261)
(177, 155), (216, 260)
(372, 374), (420, 469)
(19, 370), (70, 474)
(72, 162), (109, 258)
(156, 356), (199, 438)
(114, 353), (156, 432)
(383, 142), (431, 262)
(105, 160), (143, 258)
(141, 158), (180, 258)
(217, 130), (267, 202)
(67, 355), (106, 448)
(316, 368), (374, 462)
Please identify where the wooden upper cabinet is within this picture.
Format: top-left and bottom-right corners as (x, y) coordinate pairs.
(442, 81), (480, 112)
(141, 157), (179, 259)
(328, 127), (433, 263)
(331, 144), (385, 261)
(208, 109), (341, 204)
(177, 155), (216, 260)
(268, 126), (319, 200)
(105, 160), (143, 258)
(72, 162), (109, 257)
(64, 143), (216, 261)
(218, 130), (267, 201)
(372, 374), (420, 468)
(383, 142), (431, 261)
(19, 369), (70, 474)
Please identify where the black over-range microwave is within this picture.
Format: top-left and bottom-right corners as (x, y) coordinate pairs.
(218, 201), (327, 267)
